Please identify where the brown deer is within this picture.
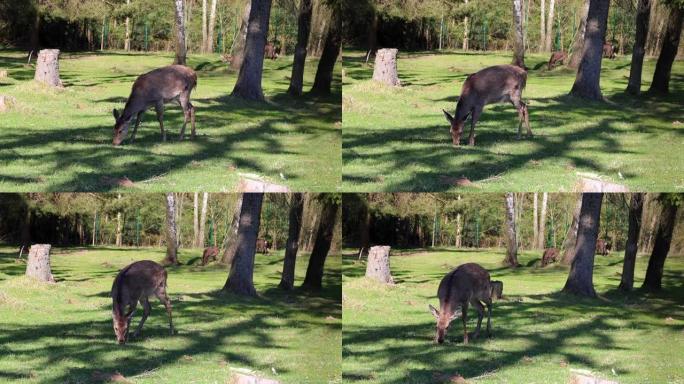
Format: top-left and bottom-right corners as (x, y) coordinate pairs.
(596, 239), (610, 256)
(201, 246), (220, 266)
(428, 263), (503, 344)
(541, 247), (560, 267)
(264, 43), (278, 60)
(256, 238), (270, 254)
(442, 65), (531, 146)
(111, 260), (174, 344)
(603, 43), (616, 59)
(112, 65), (197, 145)
(547, 51), (567, 70)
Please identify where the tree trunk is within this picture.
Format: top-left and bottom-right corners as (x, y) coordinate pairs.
(358, 201), (371, 256)
(223, 193), (263, 296)
(539, 192), (548, 249)
(310, 4), (341, 94)
(287, 0), (313, 96)
(164, 193), (180, 265)
(222, 194), (244, 265)
(512, 0), (526, 67)
(626, 0), (651, 94)
(34, 49), (63, 87)
(202, 0), (208, 53)
(193, 192), (199, 247)
(367, 10), (378, 57)
(619, 193), (644, 291)
(174, 0), (187, 65)
(372, 48), (401, 86)
(462, 0), (469, 50)
(540, 0), (546, 52)
(198, 192), (209, 248)
(563, 193), (603, 297)
(25, 244), (54, 282)
(116, 194), (123, 247)
(279, 193), (304, 290)
(569, 0), (590, 68)
(231, 2), (251, 70)
(365, 245), (394, 284)
(503, 193), (519, 267)
(642, 197), (678, 291)
(561, 194), (583, 264)
(545, 0), (556, 52)
(124, 0), (131, 51)
(231, 0), (272, 101)
(207, 0), (218, 53)
(533, 193), (539, 248)
(302, 197), (339, 290)
(569, 0), (610, 100)
(648, 6), (683, 94)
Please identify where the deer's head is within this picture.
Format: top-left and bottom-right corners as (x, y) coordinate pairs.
(112, 309), (134, 344)
(429, 304), (461, 344)
(112, 108), (131, 146)
(442, 110), (464, 146)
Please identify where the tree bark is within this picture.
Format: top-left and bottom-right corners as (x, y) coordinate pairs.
(207, 0), (218, 53)
(287, 0), (313, 96)
(198, 192), (209, 248)
(539, 192), (548, 249)
(115, 193), (123, 247)
(222, 194), (244, 265)
(533, 193), (539, 248)
(193, 192), (199, 247)
(279, 193), (304, 290)
(563, 193), (603, 297)
(372, 48), (401, 86)
(302, 196), (339, 290)
(231, 0), (272, 101)
(124, 0), (131, 51)
(540, 0), (546, 52)
(164, 193), (180, 265)
(512, 0), (526, 67)
(25, 244), (54, 282)
(34, 49), (63, 87)
(455, 196), (462, 248)
(545, 0), (556, 52)
(619, 193), (644, 291)
(569, 0), (590, 68)
(569, 0), (610, 100)
(561, 194), (583, 264)
(626, 0), (652, 95)
(223, 193), (263, 296)
(358, 201), (371, 256)
(462, 0), (469, 50)
(365, 246), (394, 284)
(202, 0), (208, 53)
(648, 6), (683, 94)
(310, 4), (341, 94)
(503, 193), (519, 267)
(174, 0), (187, 65)
(642, 197), (678, 291)
(231, 2), (251, 70)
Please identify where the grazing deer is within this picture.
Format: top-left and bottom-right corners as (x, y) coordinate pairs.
(596, 239), (611, 256)
(201, 246), (220, 266)
(603, 43), (616, 59)
(442, 65), (531, 146)
(111, 260), (174, 344)
(264, 43), (278, 60)
(428, 263), (503, 344)
(112, 65), (197, 145)
(541, 247), (560, 267)
(547, 51), (567, 70)
(256, 238), (270, 254)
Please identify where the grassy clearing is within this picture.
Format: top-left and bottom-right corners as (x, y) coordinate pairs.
(0, 246), (341, 383)
(0, 50), (341, 192)
(342, 248), (684, 384)
(342, 50), (684, 192)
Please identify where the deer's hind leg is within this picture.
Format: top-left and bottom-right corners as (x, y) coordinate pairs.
(512, 96), (531, 139)
(132, 297), (151, 338)
(470, 298), (485, 339)
(484, 298), (492, 337)
(155, 284), (174, 335)
(178, 92), (194, 141)
(154, 102), (166, 142)
(461, 301), (470, 344)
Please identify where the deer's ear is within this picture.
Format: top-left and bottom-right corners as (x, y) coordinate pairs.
(113, 108), (120, 120)
(429, 304), (440, 319)
(449, 308), (461, 321)
(443, 109), (454, 124)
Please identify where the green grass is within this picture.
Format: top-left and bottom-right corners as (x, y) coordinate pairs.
(0, 50), (341, 192)
(0, 246), (341, 383)
(342, 50), (684, 191)
(342, 248), (684, 383)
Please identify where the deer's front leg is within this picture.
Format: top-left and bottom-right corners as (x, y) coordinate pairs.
(131, 112), (143, 143)
(132, 297), (151, 338)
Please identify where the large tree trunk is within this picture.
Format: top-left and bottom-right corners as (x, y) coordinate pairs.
(503, 193), (519, 267)
(207, 0), (218, 53)
(561, 194), (583, 264)
(287, 0), (313, 96)
(365, 246), (394, 284)
(124, 0), (131, 51)
(626, 0), (652, 95)
(174, 0), (187, 65)
(568, 0), (590, 68)
(116, 194), (123, 247)
(642, 197), (678, 291)
(198, 192), (209, 248)
(562, 193), (603, 297)
(231, 2), (251, 70)
(222, 194), (244, 265)
(569, 0), (610, 100)
(34, 49), (63, 87)
(512, 0), (526, 67)
(533, 193), (539, 248)
(25, 244), (54, 282)
(648, 6), (683, 94)
(540, 0), (546, 52)
(462, 0), (469, 50)
(539, 192), (548, 249)
(310, 4), (341, 94)
(279, 193), (304, 290)
(202, 0), (208, 53)
(223, 193), (264, 296)
(358, 201), (371, 256)
(619, 193), (644, 291)
(545, 0), (556, 52)
(164, 193), (180, 265)
(372, 48), (401, 86)
(231, 0), (272, 101)
(302, 197), (339, 290)
(193, 192), (199, 247)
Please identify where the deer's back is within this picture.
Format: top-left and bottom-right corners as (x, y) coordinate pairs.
(112, 260), (166, 304)
(438, 263), (492, 307)
(130, 65), (197, 103)
(461, 65), (527, 105)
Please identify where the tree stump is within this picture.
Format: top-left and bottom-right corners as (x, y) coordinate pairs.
(34, 49), (63, 87)
(365, 245), (394, 284)
(372, 48), (401, 86)
(25, 244), (55, 282)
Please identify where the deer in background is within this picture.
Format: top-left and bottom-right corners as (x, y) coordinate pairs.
(442, 65), (531, 146)
(111, 260), (174, 344)
(428, 263), (503, 344)
(112, 65), (197, 145)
